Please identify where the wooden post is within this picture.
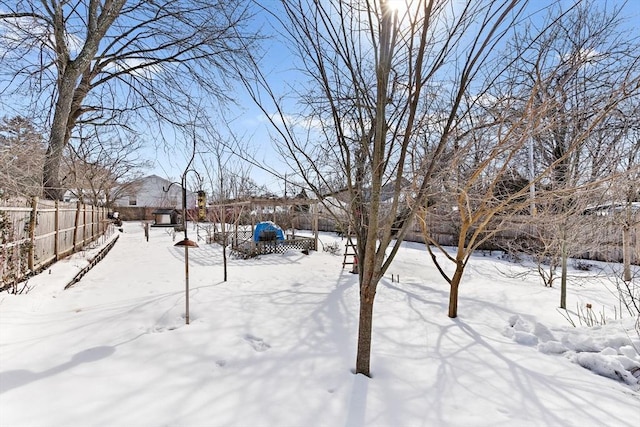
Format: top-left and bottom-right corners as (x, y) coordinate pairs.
(313, 201), (319, 251)
(103, 206), (108, 234)
(233, 205), (244, 251)
(99, 206), (104, 235)
(27, 196), (38, 271)
(623, 224), (631, 282)
(251, 203), (256, 253)
(73, 201), (81, 252)
(292, 212), (296, 239)
(83, 203), (88, 246)
(54, 200), (60, 260)
(91, 205), (95, 242)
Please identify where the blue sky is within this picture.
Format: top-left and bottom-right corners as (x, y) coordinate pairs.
(179, 0), (640, 194)
(2, 0), (640, 194)
(146, 3), (299, 193)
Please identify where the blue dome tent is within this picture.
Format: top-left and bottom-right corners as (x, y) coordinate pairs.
(253, 221), (285, 242)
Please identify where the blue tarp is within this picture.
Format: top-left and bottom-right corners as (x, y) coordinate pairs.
(253, 221), (285, 242)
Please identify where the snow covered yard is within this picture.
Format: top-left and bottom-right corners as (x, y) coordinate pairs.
(1, 222), (638, 427)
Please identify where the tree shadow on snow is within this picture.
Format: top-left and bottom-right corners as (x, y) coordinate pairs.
(0, 346), (116, 394)
(376, 279), (635, 426)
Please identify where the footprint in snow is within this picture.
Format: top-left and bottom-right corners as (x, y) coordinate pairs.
(244, 334), (271, 352)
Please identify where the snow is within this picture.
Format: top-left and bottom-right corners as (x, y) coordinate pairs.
(1, 222), (639, 426)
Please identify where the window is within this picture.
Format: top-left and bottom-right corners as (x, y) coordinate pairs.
(129, 196), (137, 206)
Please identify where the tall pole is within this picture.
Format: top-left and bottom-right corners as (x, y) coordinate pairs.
(185, 244), (190, 325)
(180, 133), (197, 325)
(166, 133), (199, 326)
(183, 183), (190, 325)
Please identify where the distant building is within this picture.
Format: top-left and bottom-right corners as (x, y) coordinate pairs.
(62, 189), (107, 205)
(583, 202), (640, 216)
(112, 174), (196, 209)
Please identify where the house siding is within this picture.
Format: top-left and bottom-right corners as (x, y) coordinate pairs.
(113, 175), (196, 209)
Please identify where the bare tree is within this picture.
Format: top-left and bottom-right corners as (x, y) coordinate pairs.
(0, 116), (45, 198)
(241, 0), (530, 376)
(502, 1), (640, 308)
(200, 125), (254, 282)
(61, 124), (150, 207)
(0, 0), (258, 200)
(607, 100), (640, 283)
(416, 90), (553, 318)
(420, 1), (640, 317)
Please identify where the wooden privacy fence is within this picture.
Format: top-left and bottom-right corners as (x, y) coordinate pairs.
(420, 213), (640, 265)
(1, 197), (110, 289)
(295, 211), (639, 265)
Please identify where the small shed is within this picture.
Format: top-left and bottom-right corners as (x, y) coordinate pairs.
(253, 221), (285, 242)
(152, 209), (178, 227)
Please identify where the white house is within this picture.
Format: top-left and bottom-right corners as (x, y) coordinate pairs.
(62, 189), (107, 205)
(113, 174), (196, 209)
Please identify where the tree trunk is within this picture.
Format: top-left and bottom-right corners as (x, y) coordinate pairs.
(355, 291), (374, 377)
(448, 264), (464, 318)
(222, 245), (227, 282)
(43, 69), (79, 200)
(41, 0), (125, 200)
(42, 145), (64, 200)
(223, 242), (228, 282)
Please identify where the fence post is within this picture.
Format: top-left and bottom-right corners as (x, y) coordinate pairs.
(100, 206), (104, 235)
(313, 202), (319, 251)
(73, 201), (81, 252)
(28, 196), (38, 271)
(91, 204), (95, 242)
(83, 203), (88, 246)
(54, 200), (60, 260)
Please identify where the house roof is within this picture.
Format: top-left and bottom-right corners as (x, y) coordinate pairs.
(321, 178), (412, 203)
